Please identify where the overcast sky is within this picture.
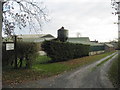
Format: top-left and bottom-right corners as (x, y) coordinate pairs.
(13, 0), (118, 42)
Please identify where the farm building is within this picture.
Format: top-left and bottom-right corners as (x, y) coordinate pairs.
(17, 34), (55, 42)
(103, 41), (118, 50)
(104, 44), (115, 52)
(2, 27), (116, 56)
(67, 37), (90, 44)
(2, 34), (55, 42)
(57, 27), (115, 55)
(67, 37), (105, 55)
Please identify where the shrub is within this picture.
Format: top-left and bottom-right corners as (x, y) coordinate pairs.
(2, 41), (40, 69)
(17, 41), (40, 68)
(41, 41), (90, 62)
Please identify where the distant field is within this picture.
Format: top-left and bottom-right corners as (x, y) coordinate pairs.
(3, 51), (116, 87)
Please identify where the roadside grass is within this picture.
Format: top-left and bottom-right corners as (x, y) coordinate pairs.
(32, 64), (70, 76)
(108, 54), (120, 87)
(3, 51), (116, 86)
(59, 51), (116, 69)
(91, 53), (116, 71)
(96, 54), (115, 67)
(34, 55), (52, 64)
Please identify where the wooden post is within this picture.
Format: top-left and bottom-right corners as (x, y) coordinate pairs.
(118, 3), (120, 88)
(118, 2), (120, 41)
(0, 1), (2, 89)
(14, 35), (18, 69)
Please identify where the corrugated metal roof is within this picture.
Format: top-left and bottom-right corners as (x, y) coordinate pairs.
(105, 44), (114, 47)
(17, 34), (55, 42)
(18, 34), (55, 38)
(67, 37), (104, 46)
(68, 37), (90, 42)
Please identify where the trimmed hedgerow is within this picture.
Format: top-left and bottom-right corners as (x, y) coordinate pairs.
(2, 41), (40, 69)
(41, 41), (90, 62)
(17, 42), (40, 68)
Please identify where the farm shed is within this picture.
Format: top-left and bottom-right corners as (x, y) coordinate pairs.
(17, 34), (55, 42)
(104, 44), (115, 52)
(89, 44), (105, 55)
(67, 37), (105, 55)
(67, 37), (90, 45)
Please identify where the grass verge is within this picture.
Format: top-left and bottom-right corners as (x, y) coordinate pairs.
(91, 53), (116, 71)
(96, 54), (115, 67)
(3, 51), (116, 86)
(108, 54), (120, 87)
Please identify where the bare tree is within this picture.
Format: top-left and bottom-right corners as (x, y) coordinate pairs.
(2, 0), (49, 36)
(76, 32), (81, 37)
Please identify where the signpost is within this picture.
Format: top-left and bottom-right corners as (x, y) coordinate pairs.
(0, 1), (2, 90)
(14, 35), (18, 69)
(6, 43), (14, 50)
(4, 35), (18, 68)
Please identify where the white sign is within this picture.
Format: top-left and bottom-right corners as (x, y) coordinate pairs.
(6, 43), (14, 50)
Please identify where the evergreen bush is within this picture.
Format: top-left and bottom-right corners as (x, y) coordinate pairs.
(2, 41), (40, 69)
(41, 41), (90, 62)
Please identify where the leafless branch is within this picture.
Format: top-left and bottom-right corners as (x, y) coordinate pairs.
(2, 0), (49, 36)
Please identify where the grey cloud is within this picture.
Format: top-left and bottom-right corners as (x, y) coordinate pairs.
(14, 0), (118, 42)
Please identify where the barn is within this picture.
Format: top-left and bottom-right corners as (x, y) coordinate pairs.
(67, 37), (105, 55)
(17, 34), (55, 42)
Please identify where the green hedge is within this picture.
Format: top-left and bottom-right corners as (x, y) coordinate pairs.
(17, 42), (39, 57)
(41, 41), (90, 62)
(2, 42), (40, 68)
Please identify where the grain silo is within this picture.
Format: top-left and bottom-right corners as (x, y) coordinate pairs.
(57, 27), (68, 42)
